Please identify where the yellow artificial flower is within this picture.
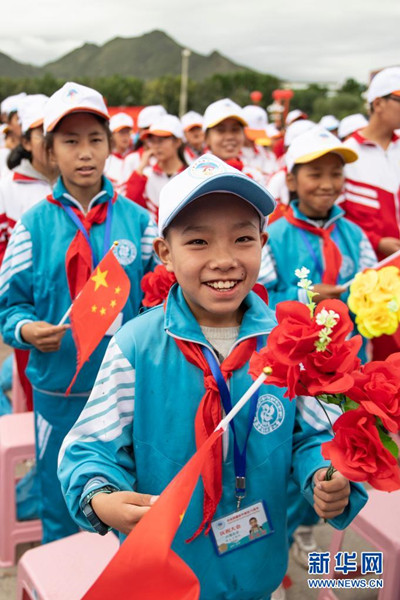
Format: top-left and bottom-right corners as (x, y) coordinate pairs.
(356, 305), (399, 338)
(348, 270), (378, 313)
(377, 266), (400, 297)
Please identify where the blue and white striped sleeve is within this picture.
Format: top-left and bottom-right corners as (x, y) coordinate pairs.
(358, 232), (377, 272)
(141, 217), (160, 272)
(58, 337), (137, 530)
(0, 221), (36, 349)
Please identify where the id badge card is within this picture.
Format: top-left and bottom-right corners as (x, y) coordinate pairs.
(105, 312), (123, 336)
(210, 501), (274, 556)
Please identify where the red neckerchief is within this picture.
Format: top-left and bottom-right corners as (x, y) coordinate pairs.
(351, 130), (400, 146)
(173, 335), (257, 541)
(13, 172), (42, 183)
(225, 157), (244, 171)
(47, 194), (115, 299)
(284, 206), (342, 284)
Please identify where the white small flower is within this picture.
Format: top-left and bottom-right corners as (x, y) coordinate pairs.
(388, 299), (399, 312)
(297, 278), (314, 290)
(316, 308), (340, 328)
(295, 267), (310, 279)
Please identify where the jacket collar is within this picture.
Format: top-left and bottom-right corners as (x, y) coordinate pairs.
(164, 283), (276, 349)
(291, 199), (344, 228)
(52, 175), (114, 211)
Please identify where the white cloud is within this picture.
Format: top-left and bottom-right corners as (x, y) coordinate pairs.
(1, 0), (399, 83)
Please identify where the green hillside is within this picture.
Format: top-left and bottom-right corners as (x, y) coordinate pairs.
(0, 30), (252, 81)
(0, 51), (41, 79)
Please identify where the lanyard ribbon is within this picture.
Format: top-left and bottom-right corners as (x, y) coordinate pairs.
(298, 225), (340, 282)
(59, 196), (114, 267)
(202, 336), (263, 507)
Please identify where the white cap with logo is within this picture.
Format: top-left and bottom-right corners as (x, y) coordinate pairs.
(137, 105), (167, 129)
(44, 82), (109, 133)
(158, 153), (276, 236)
(109, 112), (134, 132)
(203, 98), (247, 131)
(285, 126), (358, 172)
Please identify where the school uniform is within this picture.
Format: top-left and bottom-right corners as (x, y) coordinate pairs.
(125, 163), (186, 223)
(258, 201), (377, 308)
(59, 284), (367, 600)
(342, 131), (400, 258)
(103, 151), (134, 196)
(0, 175), (158, 543)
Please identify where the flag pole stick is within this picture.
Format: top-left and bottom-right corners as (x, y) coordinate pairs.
(57, 241), (120, 326)
(216, 367), (272, 431)
(341, 248), (400, 291)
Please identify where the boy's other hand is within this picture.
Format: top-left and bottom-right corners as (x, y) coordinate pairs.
(312, 283), (346, 303)
(20, 321), (70, 352)
(313, 468), (350, 519)
(91, 491), (158, 536)
(137, 148), (154, 175)
(377, 236), (400, 257)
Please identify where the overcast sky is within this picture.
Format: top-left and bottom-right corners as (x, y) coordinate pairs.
(2, 0), (399, 84)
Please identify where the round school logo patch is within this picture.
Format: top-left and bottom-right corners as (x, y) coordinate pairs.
(339, 255), (354, 279)
(190, 157), (225, 179)
(113, 239), (137, 265)
(253, 394), (285, 435)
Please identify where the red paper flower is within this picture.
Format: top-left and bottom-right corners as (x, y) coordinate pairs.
(249, 346), (300, 399)
(141, 266), (177, 307)
(321, 408), (400, 492)
(347, 352), (400, 433)
(297, 336), (362, 397)
(266, 301), (320, 366)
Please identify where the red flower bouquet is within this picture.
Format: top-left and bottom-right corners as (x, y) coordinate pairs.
(249, 268), (400, 492)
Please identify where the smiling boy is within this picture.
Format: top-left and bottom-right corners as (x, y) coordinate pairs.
(59, 154), (367, 600)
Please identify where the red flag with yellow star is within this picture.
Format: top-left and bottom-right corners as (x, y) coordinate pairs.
(66, 246), (130, 394)
(82, 428), (224, 600)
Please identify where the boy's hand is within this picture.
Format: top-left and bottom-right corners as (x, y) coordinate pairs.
(91, 491), (158, 536)
(313, 468), (350, 519)
(20, 321), (69, 352)
(312, 283), (346, 303)
(136, 148), (154, 175)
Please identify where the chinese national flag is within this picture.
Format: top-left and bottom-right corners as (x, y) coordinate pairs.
(66, 247), (130, 394)
(82, 428), (224, 600)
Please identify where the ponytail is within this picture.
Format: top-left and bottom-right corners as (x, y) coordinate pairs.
(7, 143), (31, 170)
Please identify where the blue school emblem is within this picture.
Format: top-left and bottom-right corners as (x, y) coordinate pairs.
(190, 157), (225, 179)
(253, 394), (285, 435)
(113, 239), (137, 265)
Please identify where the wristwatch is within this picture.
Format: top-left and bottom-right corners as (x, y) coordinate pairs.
(81, 485), (117, 536)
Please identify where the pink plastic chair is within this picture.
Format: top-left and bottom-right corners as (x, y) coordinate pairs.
(0, 412), (42, 567)
(318, 489), (400, 600)
(17, 531), (119, 600)
(11, 356), (28, 413)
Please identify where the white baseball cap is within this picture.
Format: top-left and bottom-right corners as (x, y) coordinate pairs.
(141, 114), (183, 140)
(203, 98), (247, 131)
(1, 93), (27, 116)
(284, 120), (316, 147)
(181, 111), (203, 131)
(242, 105), (269, 141)
(367, 67), (400, 103)
(43, 82), (109, 133)
(285, 126), (358, 172)
(265, 124), (282, 139)
(158, 153), (275, 236)
(19, 94), (49, 135)
(319, 115), (339, 132)
(285, 109), (308, 126)
(338, 114), (368, 140)
(109, 112), (133, 132)
(137, 105), (167, 129)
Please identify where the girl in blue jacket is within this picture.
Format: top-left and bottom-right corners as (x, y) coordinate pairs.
(59, 155), (367, 600)
(0, 82), (158, 544)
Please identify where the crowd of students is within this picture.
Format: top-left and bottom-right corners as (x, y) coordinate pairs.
(0, 65), (399, 600)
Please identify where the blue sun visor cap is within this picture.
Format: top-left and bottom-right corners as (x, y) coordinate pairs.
(158, 153), (276, 235)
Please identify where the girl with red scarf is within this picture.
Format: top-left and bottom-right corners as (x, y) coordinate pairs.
(0, 82), (158, 544)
